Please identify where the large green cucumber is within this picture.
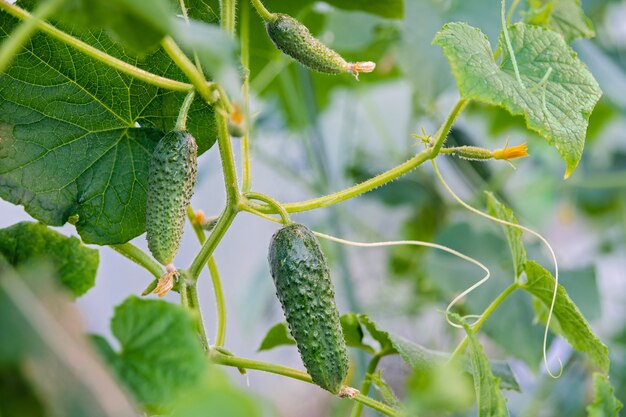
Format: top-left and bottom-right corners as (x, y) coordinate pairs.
(266, 13), (348, 74)
(268, 223), (348, 393)
(146, 130), (198, 265)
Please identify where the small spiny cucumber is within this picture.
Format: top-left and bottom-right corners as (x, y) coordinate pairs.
(268, 223), (348, 393)
(266, 13), (375, 77)
(146, 130), (198, 266)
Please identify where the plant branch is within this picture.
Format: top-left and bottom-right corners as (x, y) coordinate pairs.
(0, 0), (64, 73)
(187, 206), (237, 280)
(180, 275), (210, 351)
(240, 0), (252, 192)
(221, 0), (237, 36)
(110, 243), (163, 279)
(187, 207), (228, 347)
(449, 283), (519, 362)
(244, 192), (291, 224)
(161, 36), (216, 103)
(253, 99), (468, 214)
(215, 111), (242, 203)
(175, 90), (196, 130)
(0, 1), (193, 92)
(249, 0), (274, 22)
(350, 354), (383, 417)
(209, 351), (401, 417)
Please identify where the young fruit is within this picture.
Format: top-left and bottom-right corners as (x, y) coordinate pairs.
(268, 223), (348, 393)
(146, 130), (198, 266)
(266, 13), (375, 78)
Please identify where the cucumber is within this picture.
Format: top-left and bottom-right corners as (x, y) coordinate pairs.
(268, 223), (348, 393)
(266, 13), (348, 74)
(146, 130), (198, 265)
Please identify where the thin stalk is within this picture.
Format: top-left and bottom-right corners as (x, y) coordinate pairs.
(215, 111), (241, 203)
(110, 243), (163, 279)
(449, 283), (518, 361)
(430, 99), (468, 156)
(175, 90), (196, 130)
(181, 277), (210, 351)
(249, 0), (274, 22)
(254, 99), (469, 214)
(241, 204), (282, 223)
(178, 0), (204, 72)
(0, 2), (193, 92)
(187, 112), (240, 281)
(220, 0), (237, 36)
(207, 258), (226, 346)
(186, 206), (228, 347)
(210, 352), (401, 417)
(244, 192), (291, 224)
(349, 354), (383, 417)
(161, 36), (216, 103)
(240, 0), (252, 192)
(0, 0), (65, 73)
(188, 206), (237, 280)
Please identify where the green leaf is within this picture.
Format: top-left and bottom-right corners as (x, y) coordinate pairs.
(340, 313), (376, 353)
(434, 22), (602, 177)
(0, 13), (215, 245)
(359, 314), (520, 391)
(0, 222), (98, 296)
(320, 0), (404, 19)
(587, 373), (623, 417)
(257, 322), (295, 352)
(358, 314), (397, 354)
(485, 192), (527, 278)
(24, 0), (175, 54)
(452, 314), (509, 417)
(524, 0), (595, 42)
(521, 261), (609, 372)
(369, 371), (399, 406)
(175, 0), (219, 23)
(97, 296), (210, 409)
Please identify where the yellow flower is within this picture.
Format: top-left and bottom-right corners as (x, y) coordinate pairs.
(492, 143), (528, 160)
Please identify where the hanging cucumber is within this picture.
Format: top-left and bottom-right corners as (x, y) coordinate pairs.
(265, 13), (375, 78)
(268, 223), (349, 393)
(146, 130), (198, 267)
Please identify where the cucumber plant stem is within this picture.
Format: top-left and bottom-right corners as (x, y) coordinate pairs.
(254, 99), (469, 214)
(349, 353), (383, 417)
(188, 206), (237, 280)
(449, 283), (519, 362)
(161, 36), (216, 104)
(175, 90), (196, 130)
(210, 352), (401, 417)
(187, 206), (228, 347)
(221, 0), (237, 36)
(181, 277), (210, 351)
(249, 0), (274, 22)
(216, 111), (242, 203)
(244, 192), (291, 224)
(110, 243), (163, 279)
(0, 1), (194, 92)
(240, 0), (253, 192)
